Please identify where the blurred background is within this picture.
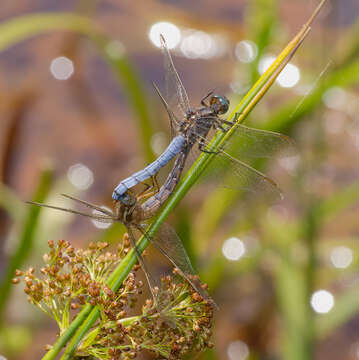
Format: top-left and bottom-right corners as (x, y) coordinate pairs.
(0, 0), (359, 359)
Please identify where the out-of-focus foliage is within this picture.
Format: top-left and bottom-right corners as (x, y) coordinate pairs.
(0, 1), (359, 360)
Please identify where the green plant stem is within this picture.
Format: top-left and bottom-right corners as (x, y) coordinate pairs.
(275, 256), (310, 360)
(0, 166), (53, 324)
(41, 304), (93, 360)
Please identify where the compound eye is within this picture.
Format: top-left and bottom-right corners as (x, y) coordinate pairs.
(219, 97), (229, 114)
(210, 95), (229, 114)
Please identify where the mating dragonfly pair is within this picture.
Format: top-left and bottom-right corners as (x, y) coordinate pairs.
(28, 35), (293, 308)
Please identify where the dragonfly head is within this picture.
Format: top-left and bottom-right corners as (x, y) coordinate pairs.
(117, 191), (137, 207)
(209, 95), (229, 115)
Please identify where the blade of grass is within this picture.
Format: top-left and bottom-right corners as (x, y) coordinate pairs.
(0, 13), (100, 51)
(0, 183), (25, 221)
(275, 256), (312, 360)
(55, 3), (326, 359)
(94, 37), (155, 162)
(315, 179), (359, 223)
(0, 166), (53, 324)
(246, 0), (278, 83)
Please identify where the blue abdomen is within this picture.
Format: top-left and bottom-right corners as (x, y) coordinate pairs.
(112, 135), (185, 201)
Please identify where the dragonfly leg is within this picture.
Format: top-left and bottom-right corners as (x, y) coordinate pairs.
(219, 119), (235, 127)
(137, 182), (152, 197)
(151, 174), (160, 193)
(199, 141), (219, 155)
(229, 111), (242, 124)
(137, 175), (160, 202)
(210, 118), (229, 133)
(216, 123), (227, 132)
(200, 90), (214, 107)
(216, 112), (241, 130)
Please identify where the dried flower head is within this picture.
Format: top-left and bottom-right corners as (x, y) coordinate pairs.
(14, 239), (214, 359)
(81, 272), (214, 359)
(13, 239), (134, 332)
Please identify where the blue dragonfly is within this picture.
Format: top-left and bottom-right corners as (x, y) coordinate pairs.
(113, 35), (294, 208)
(112, 35), (233, 206)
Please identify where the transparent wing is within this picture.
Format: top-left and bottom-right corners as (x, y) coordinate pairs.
(160, 35), (191, 122)
(25, 199), (116, 223)
(152, 81), (180, 138)
(200, 150), (283, 201)
(127, 225), (159, 304)
(183, 123), (296, 200)
(188, 122), (296, 165)
(136, 222), (216, 308)
(221, 123), (296, 162)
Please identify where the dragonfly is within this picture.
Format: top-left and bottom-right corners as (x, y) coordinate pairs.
(26, 150), (215, 309)
(112, 35), (232, 206)
(113, 35), (294, 210)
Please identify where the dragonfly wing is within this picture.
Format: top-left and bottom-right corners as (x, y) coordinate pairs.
(160, 35), (191, 121)
(25, 200), (116, 223)
(136, 222), (216, 308)
(199, 150), (283, 201)
(222, 123), (296, 163)
(152, 81), (180, 138)
(60, 193), (115, 216)
(127, 226), (159, 303)
(186, 123), (296, 200)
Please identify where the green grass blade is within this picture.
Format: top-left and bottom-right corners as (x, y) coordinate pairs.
(315, 180), (359, 223)
(41, 304), (94, 360)
(0, 13), (99, 51)
(0, 166), (53, 324)
(94, 37), (155, 162)
(247, 0), (278, 82)
(0, 183), (24, 221)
